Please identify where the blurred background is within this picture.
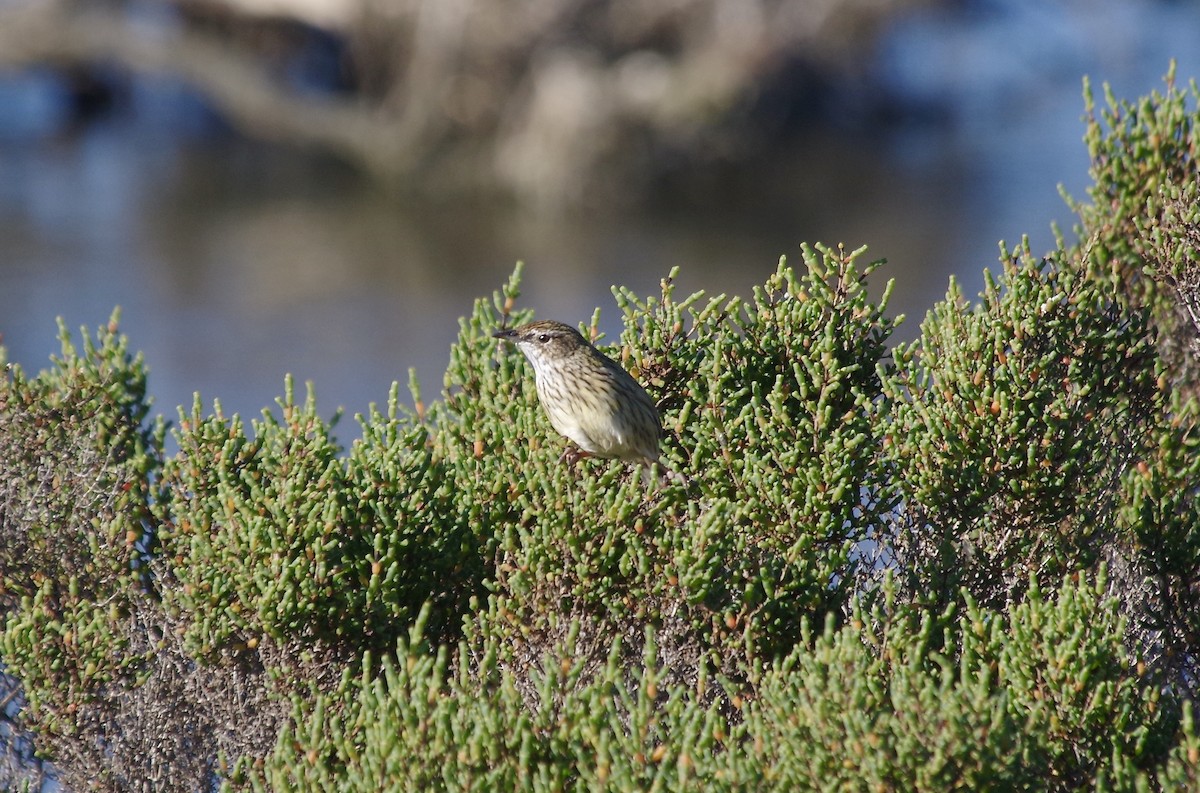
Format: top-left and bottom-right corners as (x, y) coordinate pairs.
(1, 0), (1198, 433)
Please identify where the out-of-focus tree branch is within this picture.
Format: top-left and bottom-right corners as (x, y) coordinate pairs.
(0, 0), (928, 206)
(0, 1), (420, 177)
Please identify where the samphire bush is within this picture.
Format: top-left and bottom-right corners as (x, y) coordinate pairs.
(3, 71), (1200, 792)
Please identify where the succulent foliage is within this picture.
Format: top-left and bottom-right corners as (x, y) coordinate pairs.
(4, 71), (1200, 791)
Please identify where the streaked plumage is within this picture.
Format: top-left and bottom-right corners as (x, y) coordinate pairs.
(493, 320), (661, 465)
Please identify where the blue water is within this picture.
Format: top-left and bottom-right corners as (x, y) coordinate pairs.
(1, 0), (1197, 438)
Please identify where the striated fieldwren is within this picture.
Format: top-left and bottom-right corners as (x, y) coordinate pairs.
(493, 320), (661, 467)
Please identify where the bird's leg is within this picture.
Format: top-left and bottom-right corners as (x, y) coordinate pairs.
(561, 446), (591, 466)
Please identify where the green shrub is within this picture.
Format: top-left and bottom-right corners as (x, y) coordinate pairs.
(435, 247), (897, 680)
(748, 572), (1171, 791)
(0, 313), (164, 788)
(157, 377), (481, 659)
(1071, 66), (1200, 379)
(250, 611), (749, 792)
(1118, 391), (1200, 694)
(884, 242), (1161, 609)
(0, 312), (161, 701)
(5, 72), (1200, 793)
(250, 572), (1179, 792)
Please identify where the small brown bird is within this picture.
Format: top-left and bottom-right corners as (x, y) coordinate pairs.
(493, 320), (661, 468)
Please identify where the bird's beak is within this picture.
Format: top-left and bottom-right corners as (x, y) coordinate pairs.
(492, 328), (516, 341)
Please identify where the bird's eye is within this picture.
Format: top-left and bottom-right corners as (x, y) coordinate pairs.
(538, 334), (550, 343)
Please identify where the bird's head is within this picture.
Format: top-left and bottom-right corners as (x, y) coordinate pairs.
(493, 320), (589, 369)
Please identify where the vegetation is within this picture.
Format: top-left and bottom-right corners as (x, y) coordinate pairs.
(3, 71), (1200, 791)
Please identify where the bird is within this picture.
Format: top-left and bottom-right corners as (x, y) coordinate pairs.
(493, 320), (662, 470)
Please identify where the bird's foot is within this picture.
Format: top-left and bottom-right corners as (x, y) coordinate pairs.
(561, 446), (591, 466)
